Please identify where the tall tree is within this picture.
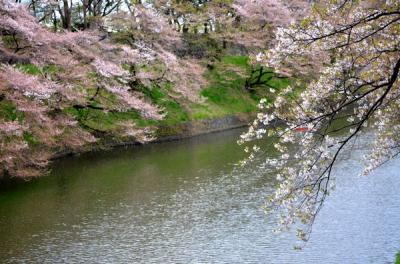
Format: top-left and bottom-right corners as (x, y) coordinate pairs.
(58, 0), (72, 30)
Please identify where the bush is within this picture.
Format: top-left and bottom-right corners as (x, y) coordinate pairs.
(175, 34), (223, 59)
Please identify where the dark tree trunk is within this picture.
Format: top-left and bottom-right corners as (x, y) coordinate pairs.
(83, 0), (88, 29)
(52, 10), (58, 31)
(63, 0), (72, 30)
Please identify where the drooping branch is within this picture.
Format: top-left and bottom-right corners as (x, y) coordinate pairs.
(240, 0), (400, 243)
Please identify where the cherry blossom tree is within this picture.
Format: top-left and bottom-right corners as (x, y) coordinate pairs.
(0, 0), (163, 178)
(0, 0), (314, 179)
(240, 0), (400, 243)
(217, 0), (310, 48)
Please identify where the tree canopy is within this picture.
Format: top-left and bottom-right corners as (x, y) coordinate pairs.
(0, 0), (305, 178)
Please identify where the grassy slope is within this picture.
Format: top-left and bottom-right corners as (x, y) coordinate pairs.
(1, 55), (290, 141)
(191, 55), (289, 120)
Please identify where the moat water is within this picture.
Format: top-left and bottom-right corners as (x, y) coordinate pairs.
(0, 128), (399, 263)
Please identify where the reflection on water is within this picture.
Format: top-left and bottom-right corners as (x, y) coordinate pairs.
(0, 128), (399, 263)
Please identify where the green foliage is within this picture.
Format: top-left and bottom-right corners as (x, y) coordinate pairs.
(15, 64), (41, 75)
(190, 105), (213, 120)
(63, 85), (157, 132)
(65, 82), (189, 134)
(138, 85), (189, 125)
(15, 63), (63, 76)
(141, 85), (166, 102)
(87, 71), (99, 79)
(396, 252), (400, 264)
(195, 55), (256, 118)
(42, 65), (64, 75)
(193, 55), (291, 120)
(221, 55), (249, 68)
(268, 77), (290, 89)
(192, 55), (280, 120)
(163, 100), (189, 124)
(1, 35), (17, 50)
(23, 132), (39, 147)
(163, 82), (173, 91)
(65, 106), (156, 133)
(121, 63), (131, 71)
(0, 100), (24, 122)
(248, 65), (290, 90)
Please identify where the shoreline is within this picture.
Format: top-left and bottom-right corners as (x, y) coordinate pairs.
(51, 113), (254, 160)
(0, 113), (253, 185)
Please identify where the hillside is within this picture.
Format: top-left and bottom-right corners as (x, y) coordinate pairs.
(0, 0), (301, 178)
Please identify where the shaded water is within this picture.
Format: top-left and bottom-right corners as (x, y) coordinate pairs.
(0, 128), (399, 263)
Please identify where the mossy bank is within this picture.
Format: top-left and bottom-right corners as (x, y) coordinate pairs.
(51, 54), (289, 158)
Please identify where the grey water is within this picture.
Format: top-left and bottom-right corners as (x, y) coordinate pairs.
(0, 128), (399, 263)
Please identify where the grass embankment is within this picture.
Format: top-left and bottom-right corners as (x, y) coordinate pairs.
(191, 55), (289, 120)
(1, 55), (290, 141)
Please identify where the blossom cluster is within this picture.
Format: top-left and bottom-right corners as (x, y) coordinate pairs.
(241, 0), (400, 243)
(0, 1), (168, 177)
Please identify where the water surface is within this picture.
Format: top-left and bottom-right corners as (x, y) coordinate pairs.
(0, 128), (399, 263)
